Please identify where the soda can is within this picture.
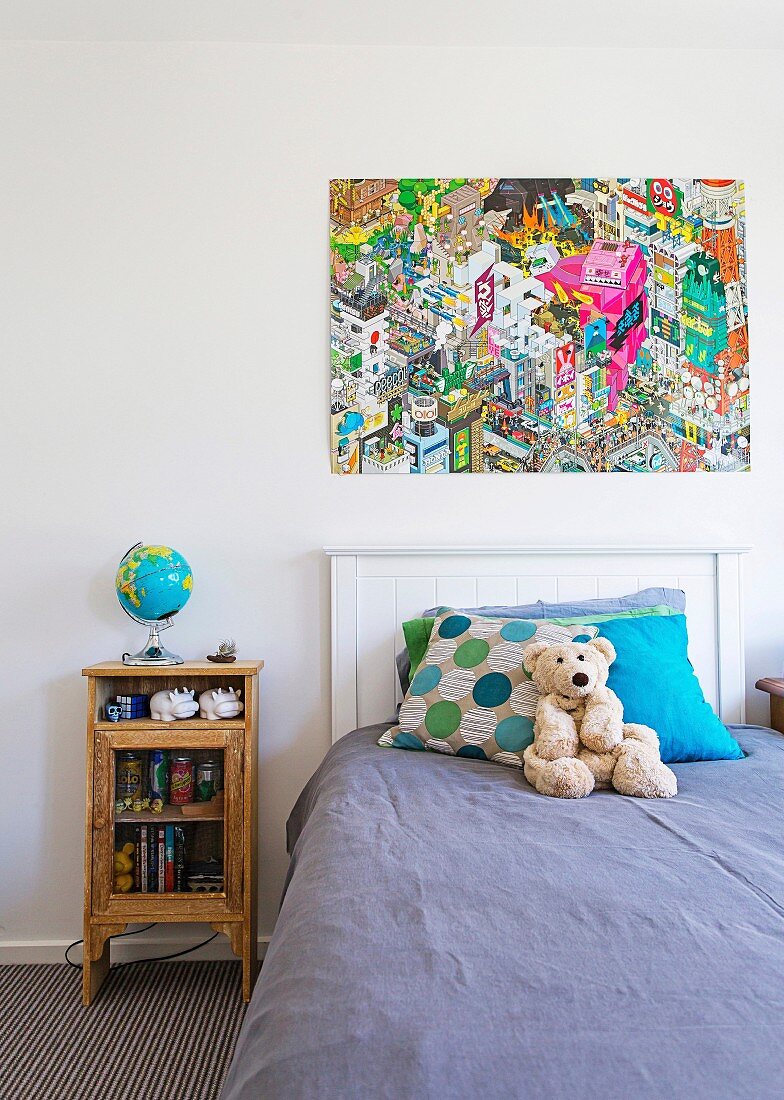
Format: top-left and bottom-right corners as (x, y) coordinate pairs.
(116, 752), (143, 801)
(195, 761), (220, 802)
(169, 756), (194, 804)
(149, 749), (168, 803)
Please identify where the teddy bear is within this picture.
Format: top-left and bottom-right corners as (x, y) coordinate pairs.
(521, 636), (677, 799)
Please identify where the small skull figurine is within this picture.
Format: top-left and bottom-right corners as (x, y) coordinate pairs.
(105, 702), (123, 723)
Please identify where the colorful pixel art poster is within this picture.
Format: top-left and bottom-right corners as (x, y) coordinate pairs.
(329, 179), (749, 473)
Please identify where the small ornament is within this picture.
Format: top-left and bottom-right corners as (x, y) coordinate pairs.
(207, 639), (237, 663)
(115, 693), (150, 720)
(150, 797), (164, 814)
(105, 702), (123, 723)
(198, 687), (244, 720)
(115, 799), (126, 814)
(149, 687), (199, 721)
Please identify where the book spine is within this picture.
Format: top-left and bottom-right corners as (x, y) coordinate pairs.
(141, 825), (148, 893)
(148, 827), (157, 893)
(165, 825), (174, 892)
(157, 826), (165, 893)
(134, 826), (141, 892)
(174, 826), (185, 892)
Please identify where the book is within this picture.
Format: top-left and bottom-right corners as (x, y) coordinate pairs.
(148, 827), (157, 893)
(157, 826), (165, 893)
(140, 825), (149, 893)
(134, 826), (141, 892)
(165, 825), (174, 892)
(174, 827), (186, 892)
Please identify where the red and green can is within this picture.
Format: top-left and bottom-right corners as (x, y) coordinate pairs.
(169, 756), (194, 804)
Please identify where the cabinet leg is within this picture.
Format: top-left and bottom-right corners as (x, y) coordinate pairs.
(242, 919), (258, 1003)
(82, 946), (109, 1005)
(82, 922), (125, 1006)
(211, 920), (258, 1002)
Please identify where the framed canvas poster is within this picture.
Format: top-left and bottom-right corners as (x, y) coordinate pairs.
(330, 178), (749, 473)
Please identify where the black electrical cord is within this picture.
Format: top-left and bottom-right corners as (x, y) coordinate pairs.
(64, 925), (219, 971)
(110, 931), (219, 970)
(65, 924), (154, 969)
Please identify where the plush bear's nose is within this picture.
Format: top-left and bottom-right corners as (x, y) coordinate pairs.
(572, 672), (589, 687)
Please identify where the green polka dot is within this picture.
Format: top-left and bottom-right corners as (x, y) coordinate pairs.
(410, 665), (441, 696)
(496, 715), (535, 752)
(500, 620), (537, 642)
(439, 614), (471, 639)
(391, 732), (425, 751)
(454, 639), (490, 668)
(425, 701), (462, 738)
(457, 745), (487, 760)
(473, 672), (512, 708)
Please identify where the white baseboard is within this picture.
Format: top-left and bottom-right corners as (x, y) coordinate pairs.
(0, 931), (271, 966)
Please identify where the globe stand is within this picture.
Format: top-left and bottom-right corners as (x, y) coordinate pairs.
(122, 618), (184, 666)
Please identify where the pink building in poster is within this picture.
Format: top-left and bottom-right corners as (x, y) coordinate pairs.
(540, 240), (648, 412)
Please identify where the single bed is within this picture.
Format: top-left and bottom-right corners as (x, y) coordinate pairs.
(222, 546), (784, 1099)
(223, 721), (784, 1099)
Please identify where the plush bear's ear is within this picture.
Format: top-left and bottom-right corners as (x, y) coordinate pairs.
(588, 637), (616, 665)
(523, 641), (549, 676)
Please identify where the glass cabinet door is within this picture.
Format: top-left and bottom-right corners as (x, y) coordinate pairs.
(91, 729), (243, 916)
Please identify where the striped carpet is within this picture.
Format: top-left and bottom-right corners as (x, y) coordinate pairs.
(0, 962), (247, 1100)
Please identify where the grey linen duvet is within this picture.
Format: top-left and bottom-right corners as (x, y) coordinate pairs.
(221, 724), (784, 1100)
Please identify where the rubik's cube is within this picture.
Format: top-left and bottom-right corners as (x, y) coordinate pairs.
(116, 694), (150, 719)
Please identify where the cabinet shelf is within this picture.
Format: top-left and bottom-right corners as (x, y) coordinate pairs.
(110, 891), (226, 900)
(95, 718), (246, 730)
(116, 807), (224, 823)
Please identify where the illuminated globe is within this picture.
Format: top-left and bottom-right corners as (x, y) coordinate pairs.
(116, 543), (193, 665)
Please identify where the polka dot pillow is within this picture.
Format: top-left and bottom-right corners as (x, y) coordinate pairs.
(379, 610), (598, 768)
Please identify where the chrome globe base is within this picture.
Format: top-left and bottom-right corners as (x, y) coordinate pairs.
(122, 622), (184, 666)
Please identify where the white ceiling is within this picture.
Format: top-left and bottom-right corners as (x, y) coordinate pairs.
(0, 0), (781, 48)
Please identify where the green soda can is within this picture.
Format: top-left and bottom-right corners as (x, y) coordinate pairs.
(149, 749), (168, 805)
(195, 761), (220, 802)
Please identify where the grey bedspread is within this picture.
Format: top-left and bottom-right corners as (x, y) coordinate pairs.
(222, 725), (784, 1100)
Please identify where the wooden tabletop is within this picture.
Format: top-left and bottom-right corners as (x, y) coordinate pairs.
(755, 677), (784, 697)
(83, 660), (264, 676)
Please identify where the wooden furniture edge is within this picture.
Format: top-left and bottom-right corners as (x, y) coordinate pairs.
(756, 679), (784, 736)
(755, 677), (784, 698)
(83, 661), (264, 676)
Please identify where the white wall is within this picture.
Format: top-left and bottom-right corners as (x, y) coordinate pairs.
(2, 42), (784, 954)
(0, 1), (778, 48)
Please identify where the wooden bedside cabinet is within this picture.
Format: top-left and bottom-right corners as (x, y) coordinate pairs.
(82, 661), (262, 1004)
(755, 678), (784, 735)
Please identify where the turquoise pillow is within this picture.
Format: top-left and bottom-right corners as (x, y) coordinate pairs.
(592, 615), (744, 763)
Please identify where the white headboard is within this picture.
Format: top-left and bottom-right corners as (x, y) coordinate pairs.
(325, 545), (750, 743)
